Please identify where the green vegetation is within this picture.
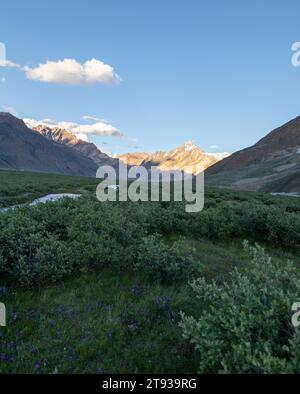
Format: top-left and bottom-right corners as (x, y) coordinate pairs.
(0, 170), (299, 373)
(0, 169), (99, 207)
(0, 270), (199, 373)
(180, 242), (300, 373)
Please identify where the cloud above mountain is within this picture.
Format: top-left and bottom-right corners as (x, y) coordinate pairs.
(0, 57), (121, 85)
(2, 106), (18, 117)
(209, 144), (222, 151)
(0, 59), (20, 68)
(82, 115), (109, 123)
(24, 116), (123, 141)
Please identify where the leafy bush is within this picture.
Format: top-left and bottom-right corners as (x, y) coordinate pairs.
(0, 215), (71, 286)
(0, 199), (198, 286)
(135, 234), (198, 282)
(180, 242), (300, 373)
(0, 185), (299, 287)
(188, 200), (300, 251)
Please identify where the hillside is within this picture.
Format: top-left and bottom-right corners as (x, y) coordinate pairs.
(32, 124), (118, 167)
(206, 117), (300, 192)
(0, 113), (98, 176)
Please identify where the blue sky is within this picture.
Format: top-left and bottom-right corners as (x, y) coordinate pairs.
(1, 0), (300, 155)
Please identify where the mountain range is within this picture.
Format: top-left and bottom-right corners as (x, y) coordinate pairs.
(0, 112), (299, 193)
(32, 124), (118, 168)
(119, 141), (229, 173)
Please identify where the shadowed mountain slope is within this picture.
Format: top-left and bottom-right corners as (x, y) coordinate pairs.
(0, 113), (98, 176)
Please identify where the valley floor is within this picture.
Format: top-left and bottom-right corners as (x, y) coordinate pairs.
(0, 170), (299, 373)
(1, 238), (297, 374)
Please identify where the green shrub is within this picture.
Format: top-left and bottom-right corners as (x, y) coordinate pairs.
(0, 228), (70, 287)
(134, 234), (198, 282)
(180, 242), (300, 373)
(0, 187), (299, 287)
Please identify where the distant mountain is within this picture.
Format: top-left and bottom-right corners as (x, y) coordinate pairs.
(0, 113), (98, 176)
(206, 117), (300, 192)
(4, 111), (298, 192)
(32, 124), (118, 167)
(119, 141), (230, 174)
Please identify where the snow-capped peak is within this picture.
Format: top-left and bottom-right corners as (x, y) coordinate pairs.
(180, 140), (199, 151)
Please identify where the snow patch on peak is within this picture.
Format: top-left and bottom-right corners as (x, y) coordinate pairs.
(180, 141), (199, 151)
(207, 152), (231, 160)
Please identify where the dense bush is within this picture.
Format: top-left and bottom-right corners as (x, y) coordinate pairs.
(189, 200), (300, 250)
(0, 186), (299, 287)
(180, 242), (300, 373)
(135, 234), (197, 282)
(0, 198), (198, 286)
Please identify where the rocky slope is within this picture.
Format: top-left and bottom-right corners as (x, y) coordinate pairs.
(0, 113), (98, 176)
(206, 117), (300, 192)
(32, 124), (118, 167)
(119, 141), (229, 174)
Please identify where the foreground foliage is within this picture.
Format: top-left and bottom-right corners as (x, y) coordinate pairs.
(0, 170), (99, 208)
(0, 170), (299, 373)
(0, 271), (198, 373)
(0, 185), (299, 287)
(180, 243), (300, 373)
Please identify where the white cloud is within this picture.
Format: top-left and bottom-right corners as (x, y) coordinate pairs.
(0, 59), (20, 68)
(24, 58), (121, 85)
(207, 152), (231, 160)
(2, 106), (18, 116)
(207, 144), (230, 159)
(1, 77), (5, 83)
(23, 116), (123, 140)
(209, 144), (221, 151)
(74, 133), (89, 142)
(72, 122), (122, 137)
(82, 115), (110, 123)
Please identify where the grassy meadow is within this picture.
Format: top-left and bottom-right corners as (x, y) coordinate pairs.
(0, 169), (300, 373)
(0, 169), (99, 208)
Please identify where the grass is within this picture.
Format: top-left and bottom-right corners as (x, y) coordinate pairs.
(1, 237), (299, 373)
(0, 169), (299, 373)
(0, 169), (99, 207)
(0, 270), (199, 373)
(184, 238), (298, 281)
